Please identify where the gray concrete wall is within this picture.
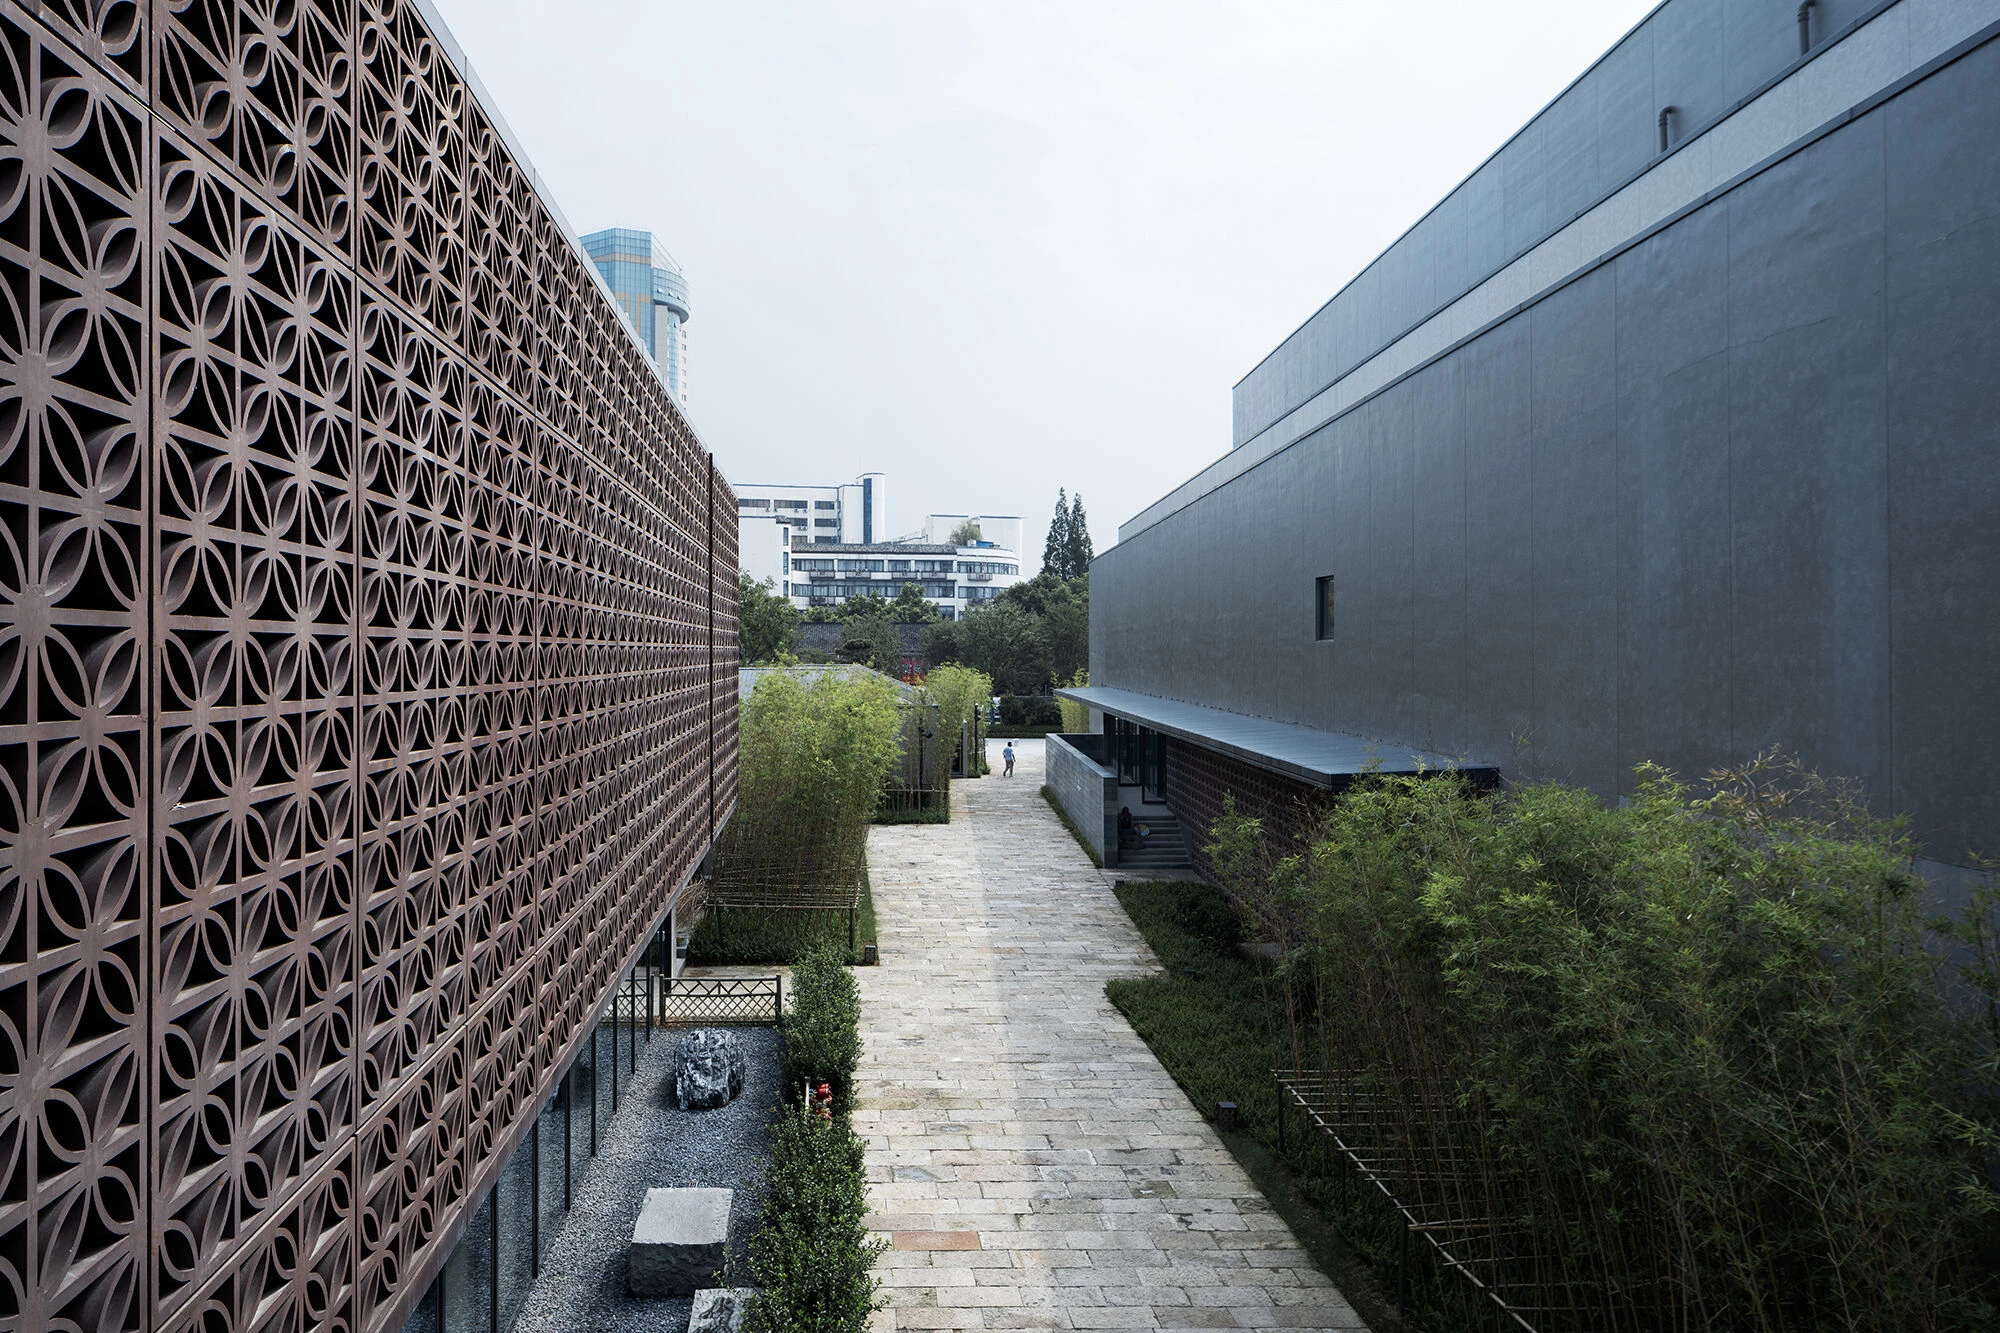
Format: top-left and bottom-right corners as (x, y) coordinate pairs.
(1046, 734), (1120, 867)
(1094, 31), (2000, 867)
(1232, 0), (1928, 450)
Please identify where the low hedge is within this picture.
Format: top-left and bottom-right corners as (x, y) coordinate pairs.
(742, 938), (884, 1332)
(781, 939), (862, 1117)
(742, 1110), (884, 1332)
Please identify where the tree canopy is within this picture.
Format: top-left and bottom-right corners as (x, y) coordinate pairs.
(1043, 489), (1071, 574)
(738, 574), (800, 664)
(1041, 489), (1093, 579)
(922, 570), (1088, 695)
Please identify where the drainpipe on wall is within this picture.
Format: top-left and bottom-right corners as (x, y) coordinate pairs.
(1798, 0), (1816, 55)
(1657, 106), (1676, 154)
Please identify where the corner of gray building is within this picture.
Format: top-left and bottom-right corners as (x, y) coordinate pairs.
(1093, 0), (2000, 876)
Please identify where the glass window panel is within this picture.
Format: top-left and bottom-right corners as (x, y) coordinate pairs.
(540, 1084), (568, 1246)
(497, 1135), (536, 1329)
(442, 1188), (492, 1333)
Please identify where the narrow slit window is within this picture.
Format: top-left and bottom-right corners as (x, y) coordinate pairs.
(1316, 575), (1336, 641)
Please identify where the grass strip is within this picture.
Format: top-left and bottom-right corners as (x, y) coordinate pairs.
(1039, 785), (1104, 868)
(688, 870), (878, 966)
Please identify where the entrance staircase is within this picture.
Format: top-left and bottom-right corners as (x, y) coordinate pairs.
(1116, 808), (1192, 871)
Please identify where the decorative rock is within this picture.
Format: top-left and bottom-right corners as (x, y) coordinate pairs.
(671, 1028), (746, 1110)
(687, 1287), (757, 1332)
(628, 1187), (732, 1297)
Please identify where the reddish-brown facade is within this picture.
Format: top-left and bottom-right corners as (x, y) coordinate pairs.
(0, 2), (739, 1329)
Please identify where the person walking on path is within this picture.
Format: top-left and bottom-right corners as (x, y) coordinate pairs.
(1002, 743), (1016, 777)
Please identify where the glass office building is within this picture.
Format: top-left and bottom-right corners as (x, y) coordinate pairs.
(582, 227), (692, 406)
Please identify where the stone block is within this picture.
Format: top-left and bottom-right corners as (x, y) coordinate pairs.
(688, 1287), (757, 1332)
(672, 1028), (747, 1110)
(628, 1187), (732, 1297)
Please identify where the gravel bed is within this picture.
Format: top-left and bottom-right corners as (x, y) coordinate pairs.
(511, 1025), (782, 1333)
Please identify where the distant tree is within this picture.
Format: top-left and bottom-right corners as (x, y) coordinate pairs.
(948, 518), (983, 546)
(889, 582), (940, 623)
(800, 606), (843, 624)
(952, 600), (1051, 695)
(837, 592), (892, 620)
(997, 569), (1084, 617)
(920, 617), (962, 673)
(737, 574), (799, 664)
(996, 572), (1087, 683)
(837, 613), (901, 673)
(1041, 592), (1088, 686)
(1065, 493), (1093, 576)
(1043, 489), (1072, 576)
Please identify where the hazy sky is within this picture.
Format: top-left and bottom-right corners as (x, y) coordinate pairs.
(432, 0), (1659, 567)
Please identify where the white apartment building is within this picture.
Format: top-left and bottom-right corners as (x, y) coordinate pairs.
(737, 513), (794, 590)
(786, 540), (1025, 621)
(734, 473), (888, 545)
(730, 473), (1030, 617)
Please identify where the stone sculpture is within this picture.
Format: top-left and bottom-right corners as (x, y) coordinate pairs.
(671, 1028), (747, 1110)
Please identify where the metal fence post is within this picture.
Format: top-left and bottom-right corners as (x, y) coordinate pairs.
(1398, 1221), (1410, 1314)
(775, 973), (783, 1026)
(1276, 1075), (1285, 1156)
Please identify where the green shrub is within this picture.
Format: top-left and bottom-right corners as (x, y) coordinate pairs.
(922, 664), (991, 740)
(996, 693), (1061, 730)
(873, 783), (950, 825)
(741, 1110), (886, 1333)
(1107, 883), (1274, 1132)
(1056, 668), (1090, 733)
(1205, 756), (2000, 1331)
(783, 939), (862, 1116)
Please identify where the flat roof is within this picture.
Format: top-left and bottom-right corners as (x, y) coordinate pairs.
(1054, 686), (1498, 789)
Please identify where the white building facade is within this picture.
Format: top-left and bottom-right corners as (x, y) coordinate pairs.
(920, 513), (1024, 557)
(737, 513), (794, 590)
(735, 473), (888, 545)
(787, 541), (1025, 620)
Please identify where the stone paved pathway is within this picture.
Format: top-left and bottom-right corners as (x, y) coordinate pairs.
(857, 739), (1367, 1331)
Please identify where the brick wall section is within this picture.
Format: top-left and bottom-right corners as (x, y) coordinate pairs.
(1164, 740), (1331, 934)
(1046, 734), (1120, 866)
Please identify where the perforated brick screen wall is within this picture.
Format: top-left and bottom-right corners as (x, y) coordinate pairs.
(0, 3), (737, 1328)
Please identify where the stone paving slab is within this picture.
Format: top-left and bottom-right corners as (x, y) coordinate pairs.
(857, 740), (1367, 1331)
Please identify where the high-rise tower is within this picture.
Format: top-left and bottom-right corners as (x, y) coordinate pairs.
(582, 226), (692, 406)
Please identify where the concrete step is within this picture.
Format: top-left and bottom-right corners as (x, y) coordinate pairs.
(1116, 816), (1192, 868)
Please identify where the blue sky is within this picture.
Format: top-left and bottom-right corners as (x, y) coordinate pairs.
(433, 0), (1659, 566)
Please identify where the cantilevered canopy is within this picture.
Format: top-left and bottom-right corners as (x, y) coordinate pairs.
(1054, 686), (1498, 790)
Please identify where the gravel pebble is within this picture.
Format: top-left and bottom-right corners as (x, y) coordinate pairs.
(512, 1025), (782, 1333)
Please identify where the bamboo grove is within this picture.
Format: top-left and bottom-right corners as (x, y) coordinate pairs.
(713, 671), (905, 909)
(1209, 755), (2000, 1332)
